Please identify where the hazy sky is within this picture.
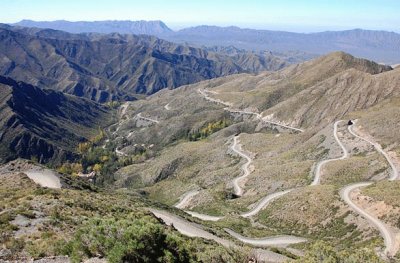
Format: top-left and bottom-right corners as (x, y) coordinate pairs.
(1, 0), (399, 32)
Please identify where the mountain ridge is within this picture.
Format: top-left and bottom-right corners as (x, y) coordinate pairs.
(16, 19), (173, 35)
(0, 24), (293, 102)
(0, 75), (111, 164)
(17, 20), (400, 63)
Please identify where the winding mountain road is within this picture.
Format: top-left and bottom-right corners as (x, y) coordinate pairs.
(230, 135), (253, 196)
(225, 228), (307, 247)
(115, 147), (127, 156)
(150, 209), (233, 247)
(185, 211), (224, 221)
(311, 120), (349, 186)
(198, 89), (303, 132)
(198, 88), (233, 107)
(158, 89), (313, 250)
(260, 117), (304, 133)
(340, 182), (398, 257)
(150, 209), (296, 262)
(137, 113), (159, 123)
(158, 91), (399, 258)
(170, 134), (306, 247)
(241, 189), (294, 218)
(348, 122), (398, 181)
(174, 190), (200, 209)
(171, 89), (305, 219)
(180, 189), (295, 222)
(120, 102), (130, 117)
(175, 190), (224, 221)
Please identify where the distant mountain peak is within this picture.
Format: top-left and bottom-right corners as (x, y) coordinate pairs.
(14, 19), (173, 35)
(316, 51), (393, 74)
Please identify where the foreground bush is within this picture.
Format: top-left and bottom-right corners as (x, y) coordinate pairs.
(65, 214), (195, 263)
(294, 241), (384, 263)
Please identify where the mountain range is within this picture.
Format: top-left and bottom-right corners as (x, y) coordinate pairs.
(105, 50), (400, 262)
(14, 20), (400, 64)
(16, 19), (173, 35)
(0, 24), (291, 102)
(111, 51), (395, 161)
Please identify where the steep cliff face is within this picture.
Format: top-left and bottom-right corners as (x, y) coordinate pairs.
(0, 76), (111, 164)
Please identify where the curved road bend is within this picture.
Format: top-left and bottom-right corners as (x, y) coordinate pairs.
(225, 228), (307, 247)
(115, 148), (127, 156)
(241, 189), (294, 218)
(137, 113), (159, 123)
(340, 182), (398, 257)
(311, 120), (349, 186)
(181, 189), (295, 222)
(198, 89), (304, 132)
(174, 136), (293, 221)
(120, 102), (130, 117)
(174, 190), (200, 209)
(348, 122), (399, 181)
(150, 208), (233, 247)
(185, 211), (224, 222)
(230, 135), (253, 196)
(174, 190), (224, 221)
(197, 89), (232, 107)
(260, 118), (304, 133)
(150, 209), (293, 263)
(175, 88), (306, 219)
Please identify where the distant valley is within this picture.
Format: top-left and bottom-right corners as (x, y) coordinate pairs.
(0, 23), (296, 102)
(15, 19), (400, 64)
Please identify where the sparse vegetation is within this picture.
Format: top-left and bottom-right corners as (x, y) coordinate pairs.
(188, 119), (232, 141)
(293, 241), (384, 263)
(66, 215), (195, 263)
(0, 173), (248, 262)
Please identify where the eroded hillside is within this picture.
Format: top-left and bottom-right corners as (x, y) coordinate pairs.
(103, 52), (400, 261)
(2, 51), (400, 263)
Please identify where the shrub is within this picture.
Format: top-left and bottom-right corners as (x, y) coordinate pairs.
(294, 241), (384, 263)
(66, 214), (196, 263)
(189, 119), (232, 141)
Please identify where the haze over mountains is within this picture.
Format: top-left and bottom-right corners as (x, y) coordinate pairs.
(16, 19), (173, 35)
(15, 19), (400, 64)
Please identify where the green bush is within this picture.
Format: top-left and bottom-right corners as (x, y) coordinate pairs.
(66, 214), (196, 263)
(189, 119), (232, 141)
(294, 241), (384, 263)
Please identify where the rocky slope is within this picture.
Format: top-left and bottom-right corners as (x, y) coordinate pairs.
(0, 76), (111, 164)
(176, 52), (394, 129)
(0, 162), (251, 262)
(103, 51), (400, 261)
(108, 52), (395, 167)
